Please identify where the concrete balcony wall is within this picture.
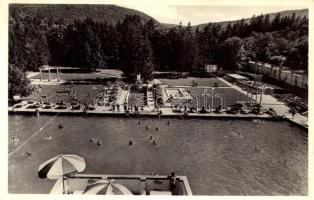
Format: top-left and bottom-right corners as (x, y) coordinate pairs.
(280, 70), (289, 81)
(259, 64), (264, 73)
(263, 65), (272, 76)
(303, 77), (308, 88)
(248, 61), (308, 89)
(294, 74), (304, 88)
(271, 67), (280, 80)
(283, 73), (293, 85)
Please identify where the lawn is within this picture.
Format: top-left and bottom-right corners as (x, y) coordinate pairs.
(31, 72), (119, 81)
(159, 77), (229, 87)
(22, 84), (250, 109)
(169, 87), (252, 109)
(24, 84), (106, 105)
(24, 84), (147, 107)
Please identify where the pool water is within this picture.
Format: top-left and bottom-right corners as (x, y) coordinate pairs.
(165, 88), (183, 97)
(8, 115), (308, 195)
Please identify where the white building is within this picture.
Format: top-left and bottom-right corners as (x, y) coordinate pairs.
(204, 65), (217, 73)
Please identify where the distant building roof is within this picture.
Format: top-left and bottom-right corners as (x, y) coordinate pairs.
(40, 65), (82, 70)
(226, 74), (249, 80)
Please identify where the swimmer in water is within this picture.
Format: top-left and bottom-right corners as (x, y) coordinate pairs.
(150, 135), (153, 140)
(255, 146), (260, 151)
(138, 120), (141, 125)
(59, 123), (63, 129)
(12, 137), (20, 144)
(129, 140), (133, 146)
(153, 140), (157, 145)
(155, 127), (159, 131)
(167, 121), (170, 125)
(25, 149), (32, 156)
(97, 140), (102, 145)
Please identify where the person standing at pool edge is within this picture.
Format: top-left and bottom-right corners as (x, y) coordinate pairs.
(169, 172), (177, 195)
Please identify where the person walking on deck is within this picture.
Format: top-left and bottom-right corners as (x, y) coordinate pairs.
(291, 109), (296, 119)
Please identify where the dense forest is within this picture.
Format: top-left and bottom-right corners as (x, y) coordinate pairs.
(9, 5), (308, 97)
(8, 4), (159, 25)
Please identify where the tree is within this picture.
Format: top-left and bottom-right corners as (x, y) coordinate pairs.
(250, 32), (273, 62)
(286, 36), (308, 70)
(8, 7), (308, 75)
(9, 64), (32, 98)
(242, 36), (256, 61)
(82, 19), (105, 69)
(46, 25), (67, 66)
(263, 14), (271, 32)
(295, 36), (308, 71)
(196, 23), (221, 68)
(217, 37), (243, 70)
(270, 55), (287, 66)
(271, 13), (281, 31)
(183, 22), (198, 72)
(9, 16), (50, 71)
(118, 15), (154, 81)
(100, 23), (120, 69)
(136, 36), (154, 80)
(164, 27), (184, 72)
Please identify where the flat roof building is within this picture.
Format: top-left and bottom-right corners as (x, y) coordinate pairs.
(224, 74), (249, 83)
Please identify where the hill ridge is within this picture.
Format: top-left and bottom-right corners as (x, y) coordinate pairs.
(10, 4), (308, 29)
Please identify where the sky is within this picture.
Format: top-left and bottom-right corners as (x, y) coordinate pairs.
(115, 1), (308, 25)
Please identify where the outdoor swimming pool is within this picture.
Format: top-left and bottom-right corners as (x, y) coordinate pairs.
(165, 88), (183, 97)
(8, 115), (307, 195)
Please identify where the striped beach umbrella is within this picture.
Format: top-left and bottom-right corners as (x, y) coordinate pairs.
(83, 179), (133, 195)
(38, 154), (86, 179)
(49, 177), (72, 194)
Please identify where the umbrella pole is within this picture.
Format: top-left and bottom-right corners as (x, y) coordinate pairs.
(63, 176), (65, 194)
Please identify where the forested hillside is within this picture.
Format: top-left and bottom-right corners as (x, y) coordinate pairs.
(8, 4), (308, 97)
(195, 9), (308, 30)
(9, 4), (158, 25)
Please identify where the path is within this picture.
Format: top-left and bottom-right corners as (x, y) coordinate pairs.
(217, 77), (308, 127)
(30, 79), (66, 85)
(117, 90), (129, 105)
(26, 72), (40, 78)
(27, 72), (66, 85)
(147, 90), (155, 109)
(169, 85), (230, 88)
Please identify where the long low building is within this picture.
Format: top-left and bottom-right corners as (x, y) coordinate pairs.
(223, 73), (249, 83)
(248, 61), (308, 89)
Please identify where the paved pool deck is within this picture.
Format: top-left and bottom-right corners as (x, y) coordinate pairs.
(9, 105), (281, 124)
(217, 77), (308, 129)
